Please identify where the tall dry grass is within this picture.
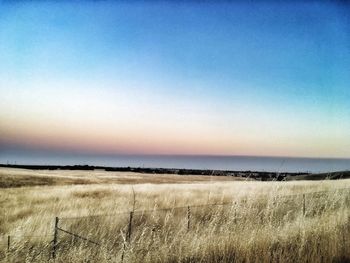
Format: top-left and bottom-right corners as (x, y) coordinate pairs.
(1, 168), (350, 262)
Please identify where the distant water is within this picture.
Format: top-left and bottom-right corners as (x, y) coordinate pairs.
(1, 152), (350, 173)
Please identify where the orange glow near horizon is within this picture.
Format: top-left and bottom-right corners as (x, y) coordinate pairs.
(1, 107), (349, 158)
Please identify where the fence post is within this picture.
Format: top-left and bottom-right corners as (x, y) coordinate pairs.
(7, 235), (10, 252)
(127, 211), (133, 242)
(187, 206), (191, 231)
(302, 194), (306, 216)
(52, 217), (59, 259)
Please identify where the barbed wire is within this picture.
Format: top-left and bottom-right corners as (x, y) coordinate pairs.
(3, 187), (350, 240)
(60, 187), (350, 220)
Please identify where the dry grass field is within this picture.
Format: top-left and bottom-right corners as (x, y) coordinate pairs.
(0, 168), (244, 188)
(1, 167), (350, 262)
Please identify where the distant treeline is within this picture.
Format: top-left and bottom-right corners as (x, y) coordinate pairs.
(0, 164), (311, 181)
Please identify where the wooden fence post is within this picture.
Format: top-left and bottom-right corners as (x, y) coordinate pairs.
(7, 235), (10, 252)
(52, 217), (59, 259)
(127, 211), (133, 242)
(187, 206), (191, 231)
(302, 194), (306, 216)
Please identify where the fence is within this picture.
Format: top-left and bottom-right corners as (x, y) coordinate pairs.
(2, 187), (350, 261)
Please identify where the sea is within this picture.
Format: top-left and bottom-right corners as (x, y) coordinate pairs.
(1, 152), (350, 173)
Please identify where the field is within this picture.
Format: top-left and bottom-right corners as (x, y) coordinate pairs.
(1, 168), (350, 262)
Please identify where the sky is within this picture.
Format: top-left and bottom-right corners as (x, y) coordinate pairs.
(0, 0), (350, 160)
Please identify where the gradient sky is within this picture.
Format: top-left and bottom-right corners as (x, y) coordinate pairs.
(0, 1), (349, 158)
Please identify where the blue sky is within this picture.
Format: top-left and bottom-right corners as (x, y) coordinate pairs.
(0, 1), (349, 158)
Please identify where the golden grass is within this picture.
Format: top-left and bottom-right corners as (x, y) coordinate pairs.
(1, 168), (350, 262)
(0, 168), (244, 188)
